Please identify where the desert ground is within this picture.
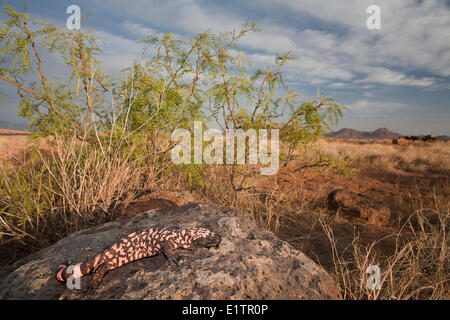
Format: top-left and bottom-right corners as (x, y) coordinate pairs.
(0, 129), (448, 299)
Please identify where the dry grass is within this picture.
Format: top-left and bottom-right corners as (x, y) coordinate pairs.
(0, 133), (158, 253)
(0, 130), (51, 163)
(0, 132), (30, 162)
(188, 139), (450, 299)
(315, 139), (450, 176)
(321, 205), (449, 300)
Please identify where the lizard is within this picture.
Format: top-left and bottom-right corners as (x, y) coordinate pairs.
(55, 227), (221, 287)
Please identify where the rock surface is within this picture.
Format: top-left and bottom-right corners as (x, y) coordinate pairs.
(0, 203), (339, 300)
(118, 191), (208, 220)
(327, 189), (391, 226)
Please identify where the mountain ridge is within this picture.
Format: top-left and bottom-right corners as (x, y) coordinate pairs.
(328, 128), (402, 140)
(328, 128), (450, 141)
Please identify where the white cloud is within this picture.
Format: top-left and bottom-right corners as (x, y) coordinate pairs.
(350, 99), (415, 115)
(273, 0), (450, 77)
(329, 82), (348, 89)
(120, 21), (159, 38)
(98, 0), (449, 88)
(357, 67), (435, 87)
(106, 0), (244, 34)
(242, 32), (296, 54)
(94, 30), (143, 73)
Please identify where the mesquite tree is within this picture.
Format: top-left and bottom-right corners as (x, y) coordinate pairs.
(134, 21), (346, 187)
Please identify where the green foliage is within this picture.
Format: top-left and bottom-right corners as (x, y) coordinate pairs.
(1, 5), (345, 157)
(138, 21), (259, 132)
(139, 23), (345, 144)
(134, 23), (346, 180)
(116, 64), (192, 133)
(183, 163), (207, 190)
(280, 89), (345, 147)
(0, 5), (110, 138)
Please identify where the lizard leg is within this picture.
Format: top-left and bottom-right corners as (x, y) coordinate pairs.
(90, 263), (109, 288)
(162, 240), (179, 267)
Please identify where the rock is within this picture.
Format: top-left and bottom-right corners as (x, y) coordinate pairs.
(393, 137), (409, 145)
(402, 135), (420, 141)
(118, 191), (208, 220)
(327, 189), (391, 226)
(0, 203), (339, 300)
(421, 134), (436, 142)
(395, 135), (437, 144)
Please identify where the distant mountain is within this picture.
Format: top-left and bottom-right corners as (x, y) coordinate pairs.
(436, 135), (450, 141)
(0, 120), (27, 131)
(328, 128), (402, 140)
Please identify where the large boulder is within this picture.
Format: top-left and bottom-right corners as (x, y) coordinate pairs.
(0, 203), (339, 300)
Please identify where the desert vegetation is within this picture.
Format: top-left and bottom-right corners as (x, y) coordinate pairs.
(0, 5), (448, 299)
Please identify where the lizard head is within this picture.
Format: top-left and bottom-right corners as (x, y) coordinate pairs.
(189, 227), (221, 249)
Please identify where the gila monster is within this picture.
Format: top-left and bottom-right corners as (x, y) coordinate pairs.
(56, 227), (221, 287)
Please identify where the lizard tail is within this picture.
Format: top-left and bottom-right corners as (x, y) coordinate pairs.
(55, 260), (72, 282)
(56, 256), (101, 283)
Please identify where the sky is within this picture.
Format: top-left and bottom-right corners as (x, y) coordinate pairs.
(0, 0), (449, 135)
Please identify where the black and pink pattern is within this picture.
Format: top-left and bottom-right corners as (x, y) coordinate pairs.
(56, 227), (221, 286)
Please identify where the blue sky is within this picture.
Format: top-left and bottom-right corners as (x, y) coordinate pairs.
(1, 0), (449, 135)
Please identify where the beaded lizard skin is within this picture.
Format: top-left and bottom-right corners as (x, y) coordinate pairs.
(56, 227), (221, 287)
